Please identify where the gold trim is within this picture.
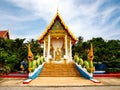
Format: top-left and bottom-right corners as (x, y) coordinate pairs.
(38, 11), (78, 42)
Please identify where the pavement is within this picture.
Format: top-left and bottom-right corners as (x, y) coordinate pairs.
(0, 77), (120, 90)
(95, 77), (120, 85)
(29, 77), (103, 86)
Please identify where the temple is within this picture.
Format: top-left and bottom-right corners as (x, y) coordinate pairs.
(38, 12), (78, 62)
(27, 11), (95, 84)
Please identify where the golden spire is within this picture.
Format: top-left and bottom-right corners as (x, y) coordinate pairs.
(28, 44), (34, 61)
(88, 43), (95, 73)
(57, 7), (58, 13)
(88, 43), (94, 60)
(57, 0), (59, 14)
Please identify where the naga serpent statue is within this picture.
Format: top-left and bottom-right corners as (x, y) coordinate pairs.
(74, 44), (95, 73)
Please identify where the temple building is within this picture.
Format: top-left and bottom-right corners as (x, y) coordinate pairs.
(0, 30), (10, 39)
(38, 12), (78, 62)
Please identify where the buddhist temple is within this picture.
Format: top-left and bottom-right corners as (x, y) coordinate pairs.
(26, 11), (95, 84)
(38, 11), (78, 62)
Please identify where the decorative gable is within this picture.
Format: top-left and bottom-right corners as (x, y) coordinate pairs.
(38, 12), (78, 43)
(50, 18), (65, 30)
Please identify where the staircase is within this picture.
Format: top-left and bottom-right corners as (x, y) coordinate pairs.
(39, 62), (81, 77)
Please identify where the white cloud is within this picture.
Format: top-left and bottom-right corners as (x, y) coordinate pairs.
(1, 0), (120, 41)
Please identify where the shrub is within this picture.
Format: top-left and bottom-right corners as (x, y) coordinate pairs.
(4, 65), (11, 74)
(105, 68), (120, 73)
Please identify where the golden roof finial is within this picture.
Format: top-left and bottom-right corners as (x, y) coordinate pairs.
(57, 7), (59, 14)
(57, 0), (59, 14)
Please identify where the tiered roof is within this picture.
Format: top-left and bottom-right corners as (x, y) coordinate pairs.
(38, 12), (78, 43)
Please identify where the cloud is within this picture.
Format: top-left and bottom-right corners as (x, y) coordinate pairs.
(7, 0), (59, 22)
(0, 0), (120, 41)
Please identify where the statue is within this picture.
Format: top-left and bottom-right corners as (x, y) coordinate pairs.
(20, 60), (28, 73)
(74, 53), (79, 61)
(27, 44), (34, 73)
(87, 43), (95, 73)
(55, 47), (61, 60)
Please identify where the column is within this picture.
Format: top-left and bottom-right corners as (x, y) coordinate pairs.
(47, 34), (50, 61)
(65, 34), (68, 59)
(69, 38), (72, 61)
(43, 40), (46, 58)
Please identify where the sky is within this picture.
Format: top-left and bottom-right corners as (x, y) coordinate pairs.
(0, 0), (120, 41)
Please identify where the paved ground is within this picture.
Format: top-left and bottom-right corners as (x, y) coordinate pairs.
(0, 77), (120, 86)
(0, 78), (26, 86)
(0, 86), (120, 90)
(95, 77), (120, 85)
(0, 77), (120, 90)
(29, 77), (103, 86)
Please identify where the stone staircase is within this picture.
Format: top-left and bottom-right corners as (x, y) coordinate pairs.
(39, 61), (81, 77)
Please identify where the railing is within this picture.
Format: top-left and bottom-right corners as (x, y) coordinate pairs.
(28, 55), (45, 80)
(74, 57), (94, 79)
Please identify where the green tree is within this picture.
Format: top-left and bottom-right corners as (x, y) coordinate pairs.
(29, 39), (43, 56)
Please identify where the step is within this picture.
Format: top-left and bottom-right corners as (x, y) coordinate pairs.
(39, 62), (81, 77)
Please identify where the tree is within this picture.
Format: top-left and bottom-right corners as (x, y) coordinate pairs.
(29, 39), (43, 56)
(72, 36), (84, 56)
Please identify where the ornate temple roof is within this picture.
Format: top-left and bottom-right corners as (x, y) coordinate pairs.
(0, 30), (10, 39)
(38, 11), (78, 43)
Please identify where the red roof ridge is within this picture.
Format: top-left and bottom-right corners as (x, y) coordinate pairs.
(0, 30), (10, 39)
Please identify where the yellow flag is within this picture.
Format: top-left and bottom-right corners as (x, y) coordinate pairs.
(28, 44), (34, 61)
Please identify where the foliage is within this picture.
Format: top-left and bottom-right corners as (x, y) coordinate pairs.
(27, 39), (43, 56)
(0, 38), (43, 74)
(72, 37), (120, 71)
(105, 68), (120, 73)
(0, 36), (119, 73)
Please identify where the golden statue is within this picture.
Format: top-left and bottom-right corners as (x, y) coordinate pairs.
(88, 43), (95, 73)
(28, 44), (34, 61)
(55, 47), (61, 60)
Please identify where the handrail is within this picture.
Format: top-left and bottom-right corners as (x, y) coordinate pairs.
(75, 62), (93, 79)
(29, 63), (44, 79)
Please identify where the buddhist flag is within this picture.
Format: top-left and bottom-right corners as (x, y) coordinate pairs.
(88, 43), (94, 60)
(28, 44), (34, 61)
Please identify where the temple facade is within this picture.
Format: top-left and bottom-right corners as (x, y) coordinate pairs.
(38, 12), (77, 62)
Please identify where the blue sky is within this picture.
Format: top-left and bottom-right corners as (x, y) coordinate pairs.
(0, 0), (120, 41)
